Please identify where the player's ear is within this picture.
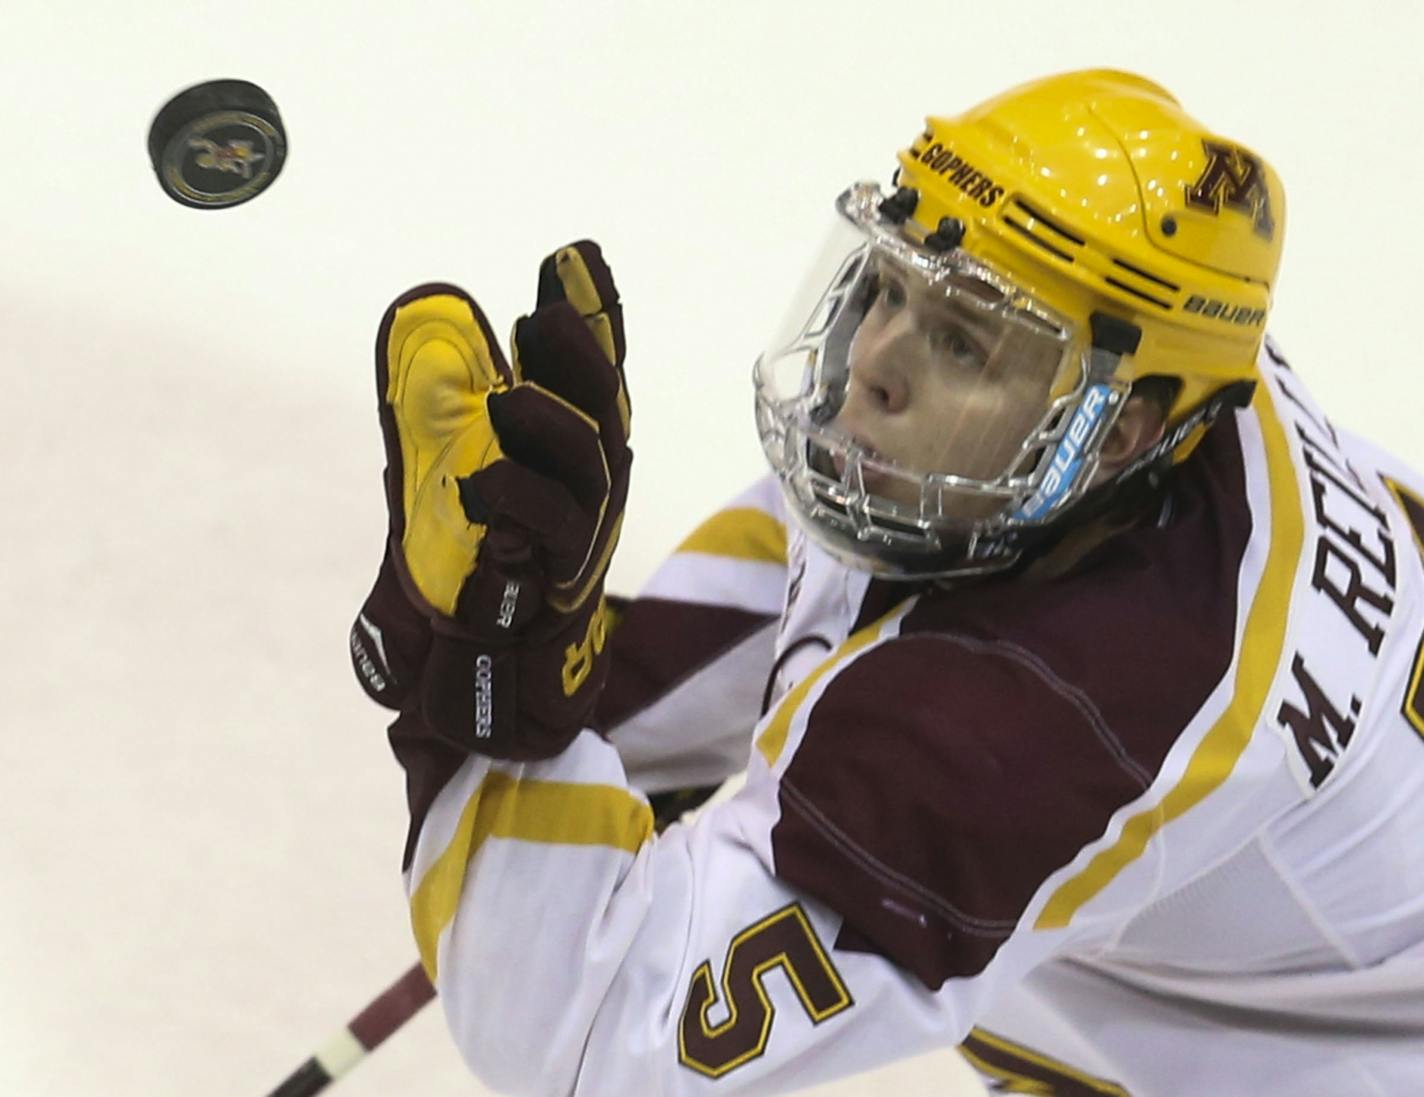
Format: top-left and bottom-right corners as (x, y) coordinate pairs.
(1098, 392), (1168, 475)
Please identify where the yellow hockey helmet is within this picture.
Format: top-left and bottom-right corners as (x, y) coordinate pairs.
(754, 69), (1286, 578)
(897, 68), (1284, 424)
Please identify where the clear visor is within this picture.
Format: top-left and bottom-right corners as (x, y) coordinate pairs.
(755, 183), (1120, 577)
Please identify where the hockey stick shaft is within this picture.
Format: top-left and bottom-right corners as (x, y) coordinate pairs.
(266, 962), (435, 1096)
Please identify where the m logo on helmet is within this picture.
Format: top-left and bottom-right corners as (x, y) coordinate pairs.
(1185, 140), (1276, 241)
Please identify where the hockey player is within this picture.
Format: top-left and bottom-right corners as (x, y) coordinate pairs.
(348, 70), (1424, 1095)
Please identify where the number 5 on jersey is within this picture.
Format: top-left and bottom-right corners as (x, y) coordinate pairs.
(678, 903), (853, 1078)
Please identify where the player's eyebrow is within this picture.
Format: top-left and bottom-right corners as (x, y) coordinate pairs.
(924, 294), (999, 342)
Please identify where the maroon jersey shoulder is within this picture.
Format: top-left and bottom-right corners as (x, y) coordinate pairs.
(771, 414), (1255, 988)
(594, 596), (777, 732)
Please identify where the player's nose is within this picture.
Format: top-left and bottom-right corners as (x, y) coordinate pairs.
(849, 330), (912, 414)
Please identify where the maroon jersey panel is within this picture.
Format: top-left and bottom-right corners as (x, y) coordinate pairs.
(771, 415), (1255, 988)
(593, 596), (779, 732)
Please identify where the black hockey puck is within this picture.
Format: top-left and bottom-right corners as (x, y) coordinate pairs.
(147, 79), (287, 209)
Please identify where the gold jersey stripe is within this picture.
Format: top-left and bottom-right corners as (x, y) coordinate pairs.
(756, 612), (896, 768)
(1382, 476), (1424, 558)
(1380, 478), (1424, 741)
(677, 507), (788, 566)
(1036, 389), (1304, 930)
(960, 1028), (1129, 1096)
(410, 771), (654, 980)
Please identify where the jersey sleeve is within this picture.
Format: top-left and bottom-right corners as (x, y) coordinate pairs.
(402, 606), (1173, 1097)
(595, 476), (788, 795)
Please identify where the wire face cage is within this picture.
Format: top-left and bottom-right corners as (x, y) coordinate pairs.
(754, 182), (1128, 579)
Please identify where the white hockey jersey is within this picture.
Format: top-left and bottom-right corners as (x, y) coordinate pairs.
(390, 339), (1424, 1096)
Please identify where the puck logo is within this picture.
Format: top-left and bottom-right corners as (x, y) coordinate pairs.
(161, 110), (283, 207)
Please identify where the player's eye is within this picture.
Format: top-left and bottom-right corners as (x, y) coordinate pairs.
(877, 276), (908, 311)
(927, 324), (985, 368)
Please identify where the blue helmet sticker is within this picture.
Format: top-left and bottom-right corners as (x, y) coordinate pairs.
(1014, 384), (1114, 522)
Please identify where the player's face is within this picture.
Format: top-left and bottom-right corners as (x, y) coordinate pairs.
(834, 260), (1063, 514)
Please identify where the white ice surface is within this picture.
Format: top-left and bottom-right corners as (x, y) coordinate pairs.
(3, 2), (1421, 1095)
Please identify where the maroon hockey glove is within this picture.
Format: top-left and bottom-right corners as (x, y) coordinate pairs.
(350, 241), (631, 761)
